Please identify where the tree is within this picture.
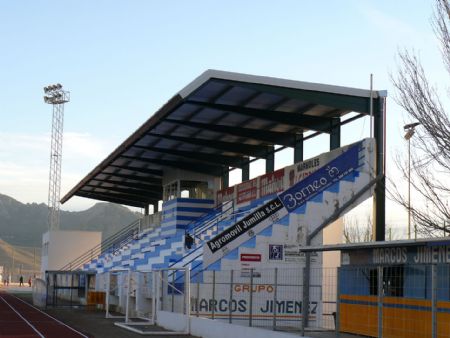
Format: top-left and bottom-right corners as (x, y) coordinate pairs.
(343, 214), (373, 243)
(343, 214), (399, 243)
(390, 0), (450, 237)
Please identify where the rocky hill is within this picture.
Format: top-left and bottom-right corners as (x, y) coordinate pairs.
(0, 194), (141, 247)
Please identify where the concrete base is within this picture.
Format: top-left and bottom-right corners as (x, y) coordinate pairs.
(157, 310), (312, 338)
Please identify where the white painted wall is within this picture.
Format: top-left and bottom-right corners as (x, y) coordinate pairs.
(157, 311), (313, 338)
(41, 230), (101, 272)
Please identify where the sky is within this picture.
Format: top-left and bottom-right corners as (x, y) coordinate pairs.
(0, 0), (444, 237)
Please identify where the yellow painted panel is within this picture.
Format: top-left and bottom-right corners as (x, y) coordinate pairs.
(339, 295), (450, 338)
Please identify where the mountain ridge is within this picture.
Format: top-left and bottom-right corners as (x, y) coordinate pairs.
(0, 193), (141, 247)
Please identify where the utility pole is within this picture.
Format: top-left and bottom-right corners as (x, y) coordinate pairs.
(404, 122), (420, 240)
(43, 84), (70, 230)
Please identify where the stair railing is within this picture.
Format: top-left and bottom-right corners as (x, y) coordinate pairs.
(59, 218), (144, 271)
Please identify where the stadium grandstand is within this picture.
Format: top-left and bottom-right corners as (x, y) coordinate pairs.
(38, 70), (392, 337)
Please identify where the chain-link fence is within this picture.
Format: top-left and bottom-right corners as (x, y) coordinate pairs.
(338, 263), (450, 338)
(185, 263), (450, 337)
(36, 262), (450, 337)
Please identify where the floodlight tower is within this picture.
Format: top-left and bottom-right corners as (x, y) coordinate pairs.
(43, 84), (70, 230)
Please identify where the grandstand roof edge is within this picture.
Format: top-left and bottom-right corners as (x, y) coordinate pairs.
(60, 93), (183, 205)
(61, 70), (388, 208)
(179, 69), (387, 100)
(299, 237), (450, 252)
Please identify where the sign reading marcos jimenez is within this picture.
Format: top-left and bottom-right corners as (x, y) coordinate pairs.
(190, 275), (321, 326)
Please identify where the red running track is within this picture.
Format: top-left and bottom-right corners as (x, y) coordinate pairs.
(0, 292), (90, 338)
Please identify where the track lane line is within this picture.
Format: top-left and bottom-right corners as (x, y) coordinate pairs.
(8, 294), (90, 338)
(0, 294), (44, 338)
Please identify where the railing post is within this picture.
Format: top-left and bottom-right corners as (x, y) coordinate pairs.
(171, 271), (175, 312)
(432, 264), (437, 338)
(45, 273), (49, 309)
(302, 253), (311, 336)
(229, 270), (234, 324)
(272, 267), (278, 331)
(335, 267), (340, 337)
(212, 270), (216, 320)
(196, 279), (200, 317)
(377, 266), (383, 338)
(249, 268), (254, 327)
(70, 273), (73, 306)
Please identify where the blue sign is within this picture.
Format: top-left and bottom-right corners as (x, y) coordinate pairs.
(279, 143), (361, 213)
(269, 244), (283, 260)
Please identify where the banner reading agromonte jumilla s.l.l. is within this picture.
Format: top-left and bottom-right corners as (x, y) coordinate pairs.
(203, 141), (366, 268)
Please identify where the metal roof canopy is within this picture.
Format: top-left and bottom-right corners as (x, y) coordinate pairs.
(298, 237), (450, 252)
(61, 70), (386, 211)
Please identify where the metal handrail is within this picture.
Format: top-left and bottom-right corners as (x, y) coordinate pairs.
(168, 203), (236, 269)
(59, 218), (142, 271)
(168, 203), (260, 271)
(192, 204), (233, 238)
(185, 200), (233, 234)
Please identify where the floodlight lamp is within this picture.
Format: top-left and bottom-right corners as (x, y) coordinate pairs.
(56, 83), (62, 89)
(403, 122), (421, 131)
(404, 128), (415, 140)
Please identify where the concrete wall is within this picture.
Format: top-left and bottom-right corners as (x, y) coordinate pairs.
(323, 218), (343, 268)
(41, 230), (101, 272)
(156, 310), (312, 338)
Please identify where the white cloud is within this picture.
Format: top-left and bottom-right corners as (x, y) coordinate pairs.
(357, 2), (433, 47)
(0, 131), (113, 209)
(64, 132), (110, 160)
(364, 7), (414, 35)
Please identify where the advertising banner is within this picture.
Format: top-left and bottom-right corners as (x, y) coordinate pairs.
(216, 142), (353, 207)
(240, 253), (262, 262)
(260, 168), (285, 198)
(203, 139), (373, 268)
(268, 244), (320, 263)
(191, 269), (322, 326)
(217, 186), (235, 204)
(205, 198), (288, 265)
(236, 178), (258, 204)
(279, 144), (359, 212)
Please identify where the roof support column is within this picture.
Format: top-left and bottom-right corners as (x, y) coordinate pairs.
(330, 118), (341, 150)
(144, 205), (149, 215)
(294, 133), (304, 163)
(265, 146), (274, 173)
(222, 169), (229, 189)
(373, 96), (386, 241)
(242, 160), (250, 182)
